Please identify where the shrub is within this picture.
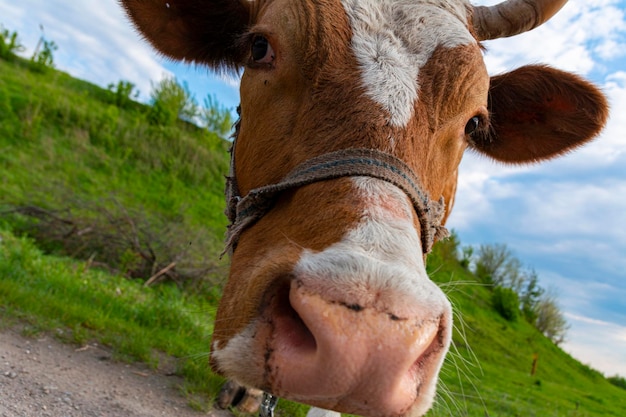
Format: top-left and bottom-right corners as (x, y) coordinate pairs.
(148, 76), (198, 126)
(492, 285), (520, 322)
(30, 38), (58, 73)
(534, 289), (569, 345)
(0, 25), (25, 60)
(107, 80), (139, 109)
(2, 201), (223, 288)
(474, 243), (522, 287)
(201, 94), (234, 138)
(520, 269), (544, 323)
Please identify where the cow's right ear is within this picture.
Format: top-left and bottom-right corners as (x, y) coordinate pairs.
(120, 0), (252, 71)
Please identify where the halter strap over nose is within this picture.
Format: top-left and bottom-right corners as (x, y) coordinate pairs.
(224, 146), (449, 256)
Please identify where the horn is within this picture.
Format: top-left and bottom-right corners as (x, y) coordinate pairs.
(472, 0), (568, 40)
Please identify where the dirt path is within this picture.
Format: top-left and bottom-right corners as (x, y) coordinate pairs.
(0, 327), (215, 417)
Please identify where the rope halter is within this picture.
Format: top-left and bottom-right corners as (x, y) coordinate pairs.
(223, 147), (449, 256)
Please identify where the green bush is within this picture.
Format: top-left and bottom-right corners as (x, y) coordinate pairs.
(201, 94), (234, 138)
(30, 38), (57, 73)
(534, 290), (569, 345)
(520, 269), (544, 324)
(0, 25), (25, 60)
(492, 285), (520, 322)
(2, 198), (225, 287)
(148, 76), (198, 126)
(474, 243), (515, 285)
(107, 80), (139, 109)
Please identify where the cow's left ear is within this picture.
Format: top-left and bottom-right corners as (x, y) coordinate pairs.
(120, 0), (252, 71)
(469, 65), (609, 163)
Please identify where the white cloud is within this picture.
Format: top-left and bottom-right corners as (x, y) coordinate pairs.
(595, 72), (626, 158)
(450, 1), (626, 375)
(448, 158), (528, 228)
(0, 3), (24, 22)
(538, 271), (626, 315)
(520, 180), (626, 240)
(567, 313), (620, 327)
(562, 312), (626, 377)
(451, 172), (626, 285)
(476, 0), (626, 75)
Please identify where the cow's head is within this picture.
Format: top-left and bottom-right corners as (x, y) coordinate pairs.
(121, 0), (608, 416)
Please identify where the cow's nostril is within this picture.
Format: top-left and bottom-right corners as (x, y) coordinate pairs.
(408, 323), (442, 379)
(269, 283), (317, 352)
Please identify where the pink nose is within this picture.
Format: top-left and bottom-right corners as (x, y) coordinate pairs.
(264, 280), (450, 417)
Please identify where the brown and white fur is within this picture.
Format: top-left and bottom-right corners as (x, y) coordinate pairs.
(120, 1), (608, 416)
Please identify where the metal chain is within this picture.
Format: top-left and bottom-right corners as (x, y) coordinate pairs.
(259, 392), (278, 417)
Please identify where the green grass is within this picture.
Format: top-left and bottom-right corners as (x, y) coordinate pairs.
(0, 53), (624, 416)
(0, 226), (224, 408)
(0, 57), (230, 263)
(426, 245), (626, 416)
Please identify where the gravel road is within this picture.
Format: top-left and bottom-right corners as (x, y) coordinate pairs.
(0, 327), (214, 417)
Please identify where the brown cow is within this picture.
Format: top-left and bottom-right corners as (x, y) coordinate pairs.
(120, 1), (608, 416)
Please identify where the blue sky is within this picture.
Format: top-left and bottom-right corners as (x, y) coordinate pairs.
(1, 0), (625, 377)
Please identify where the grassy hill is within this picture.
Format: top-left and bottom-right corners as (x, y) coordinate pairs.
(426, 244), (625, 416)
(0, 54), (624, 416)
(0, 54), (230, 284)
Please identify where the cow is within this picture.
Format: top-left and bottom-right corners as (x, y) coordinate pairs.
(120, 0), (608, 416)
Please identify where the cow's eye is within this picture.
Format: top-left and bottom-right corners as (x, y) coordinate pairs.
(464, 116), (481, 135)
(251, 35), (274, 64)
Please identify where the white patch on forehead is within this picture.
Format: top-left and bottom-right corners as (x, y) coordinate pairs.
(341, 0), (475, 127)
(294, 177), (449, 312)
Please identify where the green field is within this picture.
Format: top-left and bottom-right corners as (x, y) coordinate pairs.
(0, 53), (624, 416)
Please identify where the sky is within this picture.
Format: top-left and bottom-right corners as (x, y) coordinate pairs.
(1, 0), (625, 377)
